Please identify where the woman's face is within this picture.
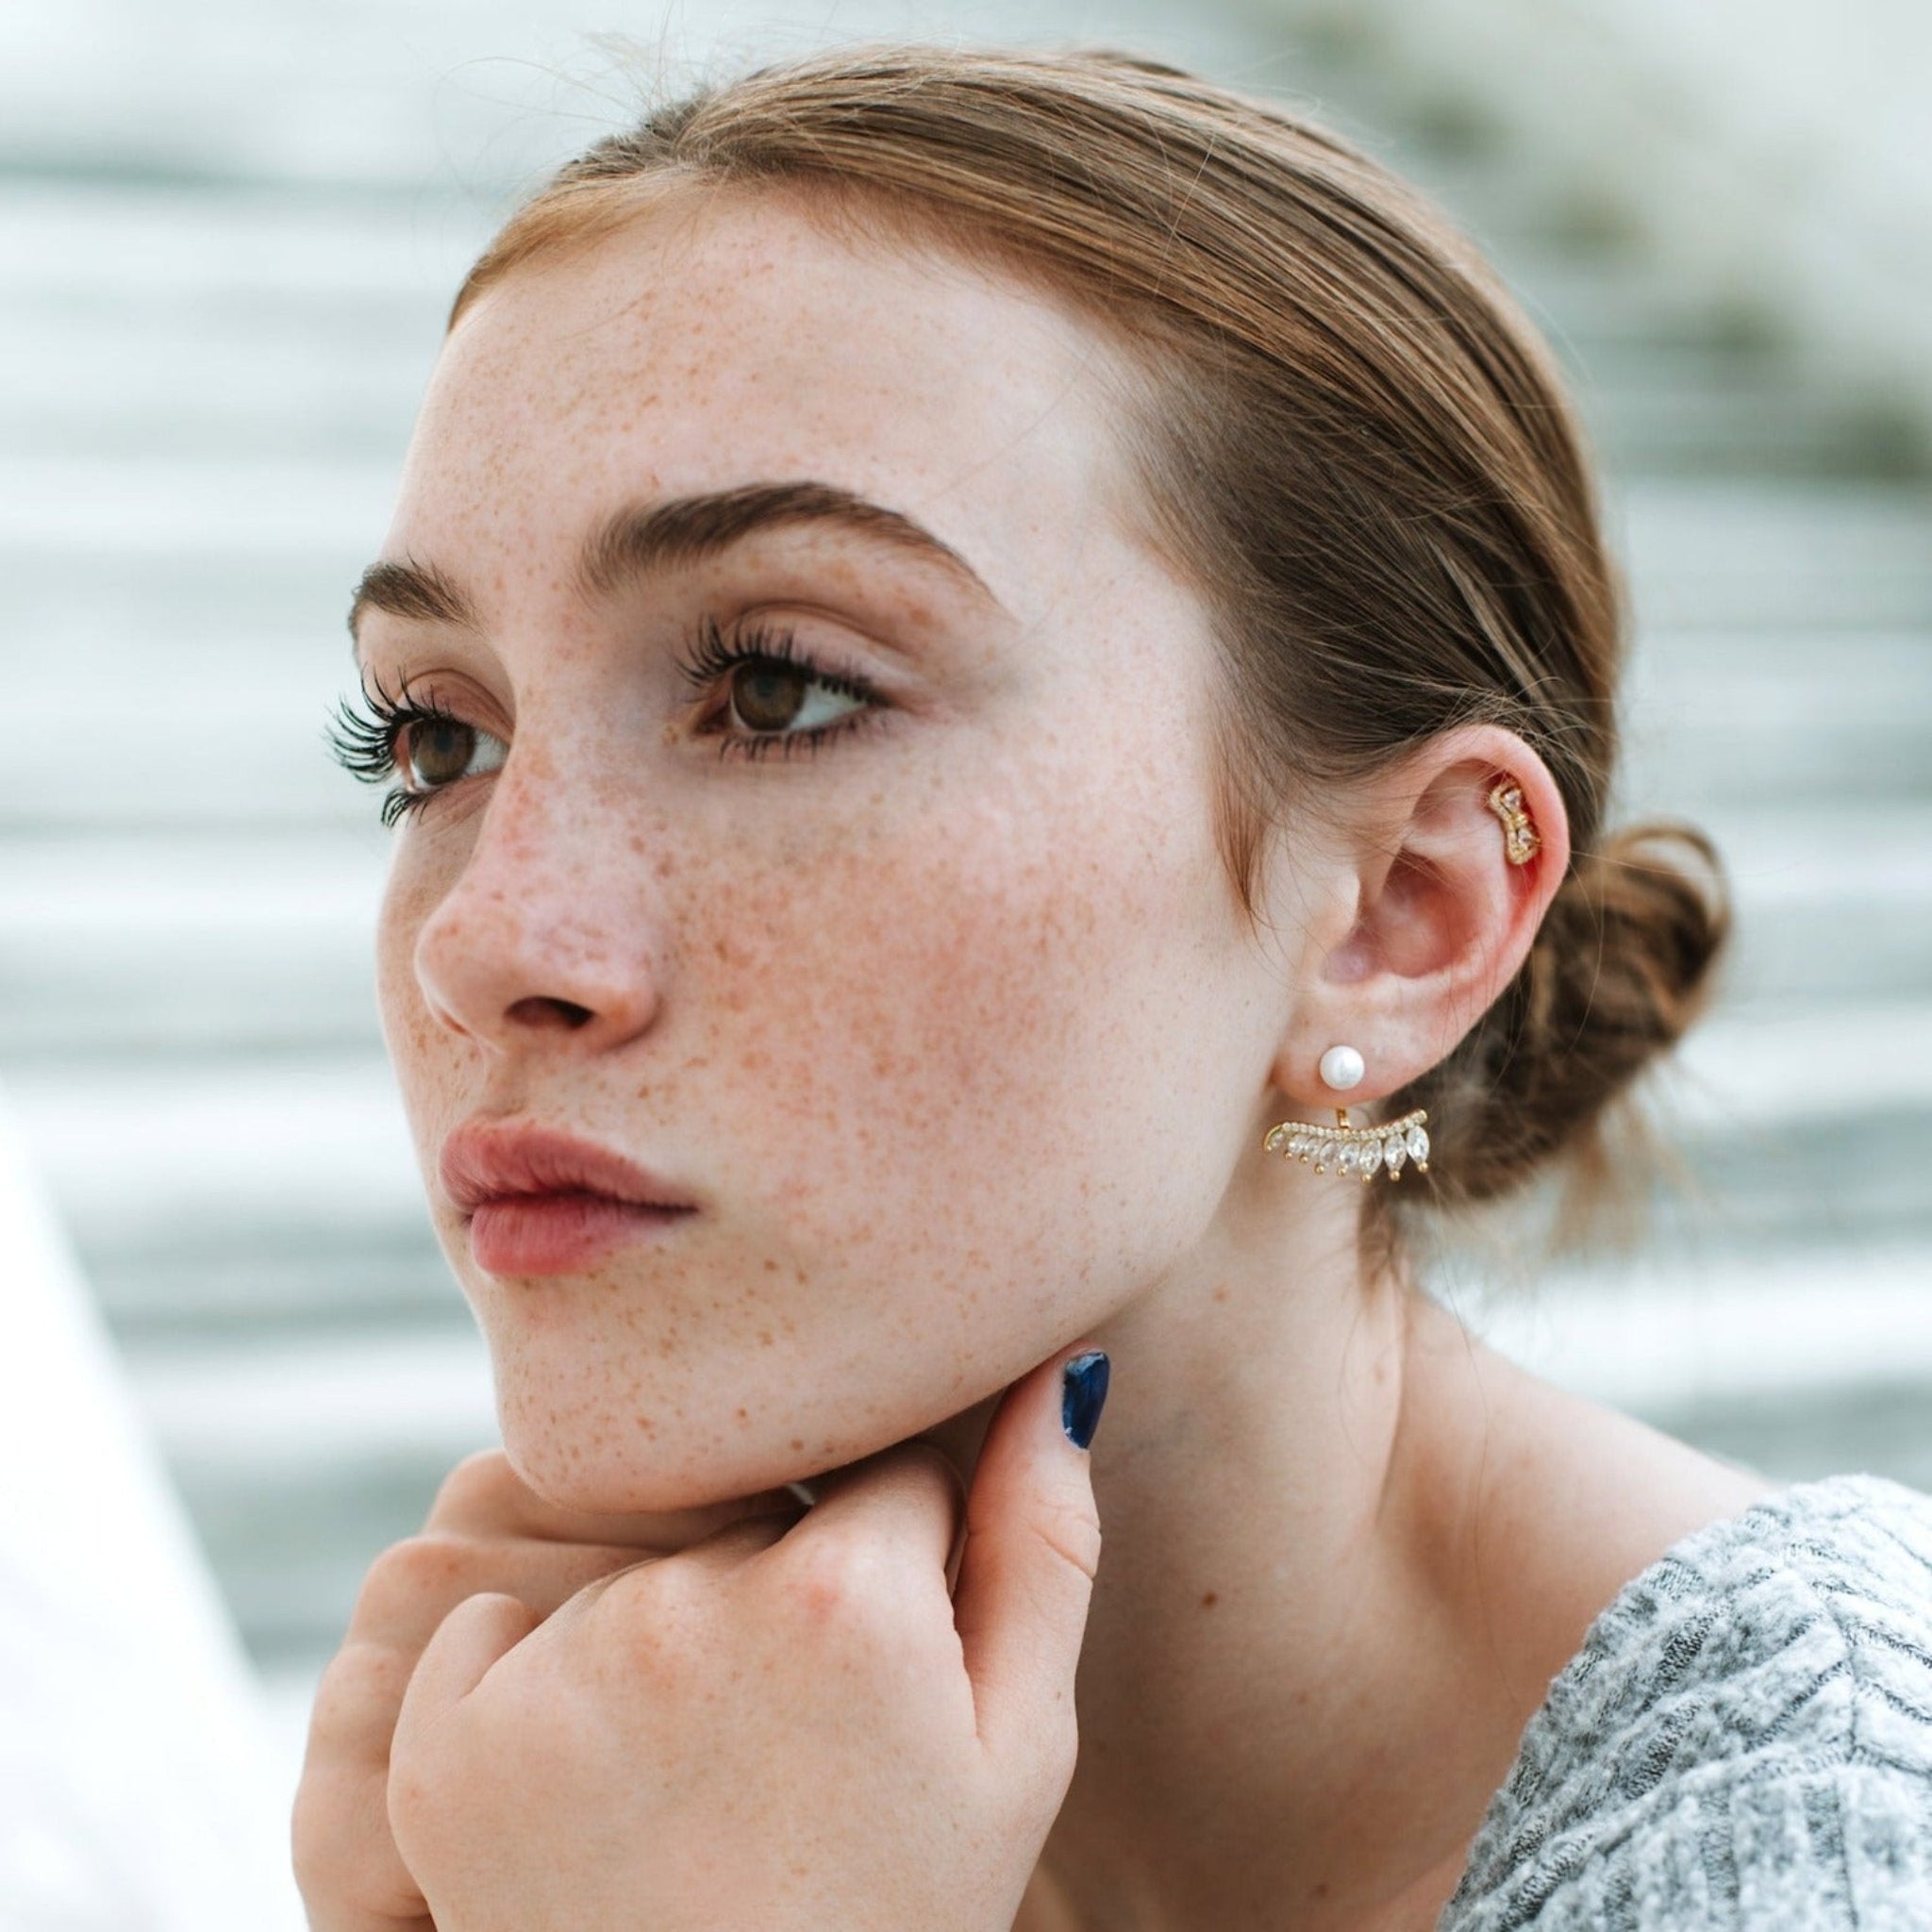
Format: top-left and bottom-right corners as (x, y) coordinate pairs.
(360, 192), (1298, 1511)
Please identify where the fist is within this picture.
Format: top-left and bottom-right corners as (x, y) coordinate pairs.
(290, 1447), (804, 1930)
(383, 1345), (1108, 1932)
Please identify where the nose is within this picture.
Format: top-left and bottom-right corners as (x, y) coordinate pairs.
(409, 765), (665, 1057)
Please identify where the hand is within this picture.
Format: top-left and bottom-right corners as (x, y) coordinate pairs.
(383, 1344), (1108, 1932)
(291, 1447), (806, 1929)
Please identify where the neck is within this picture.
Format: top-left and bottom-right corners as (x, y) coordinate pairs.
(922, 1153), (1541, 1932)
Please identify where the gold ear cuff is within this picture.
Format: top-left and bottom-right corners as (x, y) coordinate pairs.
(1263, 1044), (1429, 1183)
(1488, 778), (1541, 866)
(1264, 1108), (1430, 1181)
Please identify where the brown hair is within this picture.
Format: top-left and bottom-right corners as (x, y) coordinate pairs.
(449, 43), (1728, 1223)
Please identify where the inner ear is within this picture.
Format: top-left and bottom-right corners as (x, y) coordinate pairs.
(1328, 847), (1472, 982)
(1322, 757), (1502, 986)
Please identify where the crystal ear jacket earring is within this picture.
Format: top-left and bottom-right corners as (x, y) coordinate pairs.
(1487, 777), (1541, 866)
(1262, 1043), (1430, 1183)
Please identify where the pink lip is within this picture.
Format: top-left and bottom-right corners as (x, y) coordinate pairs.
(440, 1122), (699, 1277)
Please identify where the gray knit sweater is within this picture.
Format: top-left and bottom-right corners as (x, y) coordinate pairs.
(1438, 1472), (1932, 1929)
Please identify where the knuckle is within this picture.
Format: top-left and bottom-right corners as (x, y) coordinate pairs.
(425, 1446), (520, 1527)
(305, 1638), (411, 1748)
(1035, 1499), (1103, 1587)
(774, 1533), (906, 1644)
(355, 1532), (475, 1619)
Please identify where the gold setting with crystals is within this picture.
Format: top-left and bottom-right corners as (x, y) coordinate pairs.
(1264, 1107), (1430, 1183)
(1487, 778), (1541, 867)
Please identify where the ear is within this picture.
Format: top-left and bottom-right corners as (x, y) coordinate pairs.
(1268, 724), (1571, 1110)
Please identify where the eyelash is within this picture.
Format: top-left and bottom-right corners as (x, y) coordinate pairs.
(672, 616), (887, 763)
(326, 618), (888, 824)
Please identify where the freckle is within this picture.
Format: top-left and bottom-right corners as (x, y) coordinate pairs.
(758, 1329), (774, 1345)
(1313, 1881), (1330, 1899)
(1213, 1286), (1230, 1303)
(735, 1406), (749, 1423)
(634, 1414), (657, 1433)
(790, 1438), (804, 1452)
(1200, 1591), (1219, 1608)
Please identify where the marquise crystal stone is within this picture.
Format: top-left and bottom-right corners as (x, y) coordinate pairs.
(1267, 1108), (1428, 1182)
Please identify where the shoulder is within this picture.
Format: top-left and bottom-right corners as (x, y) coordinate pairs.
(1439, 1472), (1932, 1930)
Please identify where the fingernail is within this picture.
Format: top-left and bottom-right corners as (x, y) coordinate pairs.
(1061, 1351), (1110, 1450)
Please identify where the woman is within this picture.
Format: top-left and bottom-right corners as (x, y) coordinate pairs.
(292, 43), (1932, 1931)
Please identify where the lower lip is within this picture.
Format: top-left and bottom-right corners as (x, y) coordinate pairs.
(466, 1192), (696, 1275)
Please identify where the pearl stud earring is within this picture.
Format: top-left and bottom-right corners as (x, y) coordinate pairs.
(1263, 1045), (1430, 1183)
(1319, 1044), (1364, 1091)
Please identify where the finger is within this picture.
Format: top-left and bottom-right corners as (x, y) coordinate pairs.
(295, 1644), (436, 1929)
(292, 1661), (433, 1930)
(391, 1591), (541, 1772)
(426, 1445), (806, 1548)
(343, 1533), (662, 1656)
(567, 1505), (799, 1616)
(952, 1345), (1108, 1771)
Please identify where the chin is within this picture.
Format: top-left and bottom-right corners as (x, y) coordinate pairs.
(499, 1425), (773, 1516)
(491, 1374), (838, 1519)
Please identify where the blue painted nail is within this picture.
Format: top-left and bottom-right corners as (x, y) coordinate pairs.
(1061, 1351), (1109, 1450)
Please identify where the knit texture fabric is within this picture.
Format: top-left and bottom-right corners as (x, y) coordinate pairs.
(1437, 1472), (1932, 1929)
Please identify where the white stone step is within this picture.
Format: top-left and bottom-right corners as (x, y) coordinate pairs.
(134, 1231), (1932, 1683)
(8, 1053), (425, 1257)
(0, 305), (432, 462)
(1621, 629), (1932, 807)
(0, 176), (475, 306)
(8, 998), (1931, 1279)
(125, 1237), (1932, 1485)
(1609, 478), (1932, 629)
(241, 1224), (1932, 1808)
(0, 453), (391, 558)
(2, 531), (1925, 841)
(5, 802), (1927, 1061)
(3, 223), (1867, 479)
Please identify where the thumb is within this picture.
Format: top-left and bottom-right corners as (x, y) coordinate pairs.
(391, 1591), (541, 1776)
(952, 1345), (1108, 1774)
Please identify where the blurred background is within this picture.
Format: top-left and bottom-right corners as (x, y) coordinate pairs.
(1, 0), (1927, 1922)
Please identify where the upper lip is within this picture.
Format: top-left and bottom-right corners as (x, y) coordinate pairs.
(440, 1121), (700, 1215)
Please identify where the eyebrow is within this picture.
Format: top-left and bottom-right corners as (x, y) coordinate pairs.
(347, 479), (1003, 657)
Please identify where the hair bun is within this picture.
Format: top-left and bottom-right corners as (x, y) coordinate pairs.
(1411, 821), (1732, 1209)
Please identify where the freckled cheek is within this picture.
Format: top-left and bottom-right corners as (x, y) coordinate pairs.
(707, 829), (1100, 1236)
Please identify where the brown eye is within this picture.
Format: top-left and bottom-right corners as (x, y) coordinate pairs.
(728, 662), (810, 733)
(400, 717), (507, 792)
(675, 620), (877, 759)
